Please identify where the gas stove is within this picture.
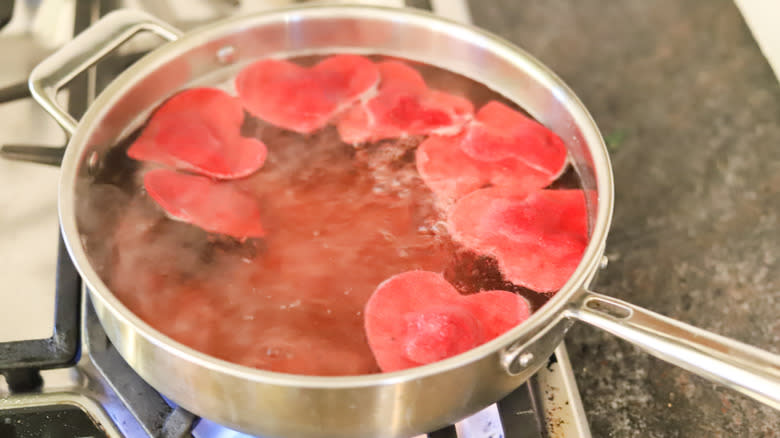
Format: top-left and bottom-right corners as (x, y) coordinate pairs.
(0, 1), (592, 437)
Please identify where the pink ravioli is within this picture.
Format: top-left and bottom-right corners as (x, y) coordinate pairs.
(127, 88), (267, 180)
(235, 54), (379, 134)
(461, 101), (567, 170)
(417, 134), (559, 201)
(364, 270), (530, 372)
(143, 168), (264, 239)
(338, 61), (473, 144)
(449, 188), (588, 293)
(416, 100), (568, 201)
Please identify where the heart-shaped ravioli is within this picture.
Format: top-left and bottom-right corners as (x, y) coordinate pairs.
(338, 61), (473, 144)
(416, 100), (568, 201)
(449, 188), (588, 292)
(417, 134), (555, 201)
(143, 168), (265, 239)
(127, 88), (267, 180)
(235, 54), (379, 134)
(364, 270), (530, 372)
(461, 101), (568, 168)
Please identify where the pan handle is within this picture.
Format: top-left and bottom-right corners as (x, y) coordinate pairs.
(29, 9), (181, 135)
(567, 290), (780, 409)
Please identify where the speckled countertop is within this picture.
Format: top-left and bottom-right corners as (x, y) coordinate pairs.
(469, 1), (780, 436)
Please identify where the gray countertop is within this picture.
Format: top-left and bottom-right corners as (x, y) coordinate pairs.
(470, 0), (780, 436)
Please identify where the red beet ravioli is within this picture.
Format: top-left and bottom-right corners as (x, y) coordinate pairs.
(144, 168), (264, 239)
(364, 270), (530, 372)
(461, 101), (567, 171)
(338, 61), (473, 144)
(449, 188), (588, 293)
(416, 100), (568, 200)
(235, 55), (379, 134)
(417, 134), (564, 201)
(127, 88), (267, 180)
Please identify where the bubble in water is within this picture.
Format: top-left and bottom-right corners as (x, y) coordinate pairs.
(432, 221), (449, 235)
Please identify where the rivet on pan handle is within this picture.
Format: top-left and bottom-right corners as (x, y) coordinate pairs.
(29, 9), (182, 136)
(567, 290), (780, 410)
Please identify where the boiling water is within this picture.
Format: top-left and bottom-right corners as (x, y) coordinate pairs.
(77, 56), (582, 376)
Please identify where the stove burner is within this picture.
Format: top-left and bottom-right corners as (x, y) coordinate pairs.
(0, 405), (108, 438)
(84, 297), (199, 437)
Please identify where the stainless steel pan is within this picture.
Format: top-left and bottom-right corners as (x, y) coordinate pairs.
(29, 6), (780, 437)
